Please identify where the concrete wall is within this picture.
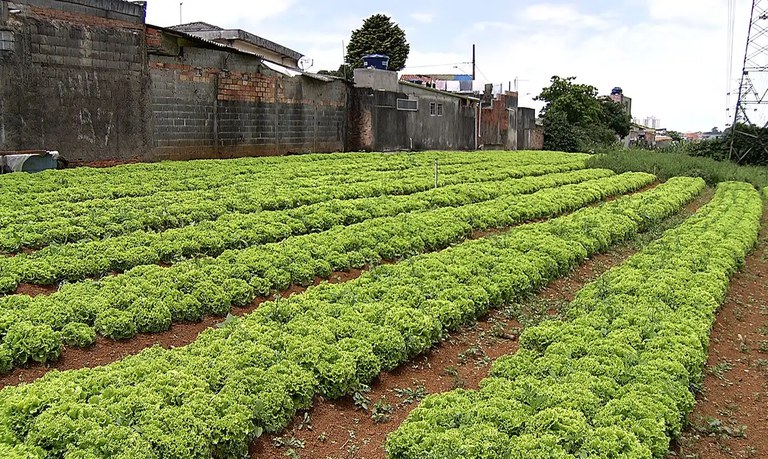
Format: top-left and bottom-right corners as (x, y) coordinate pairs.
(354, 68), (399, 92)
(0, 0), (151, 162)
(348, 81), (476, 152)
(517, 107), (539, 150)
(148, 29), (347, 160)
(400, 83), (476, 151)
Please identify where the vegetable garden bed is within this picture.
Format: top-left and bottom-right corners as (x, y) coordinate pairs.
(0, 150), (762, 459)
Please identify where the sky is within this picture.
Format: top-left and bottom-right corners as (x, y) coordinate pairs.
(146, 0), (755, 132)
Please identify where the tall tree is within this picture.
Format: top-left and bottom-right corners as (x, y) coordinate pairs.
(345, 14), (410, 71)
(536, 76), (631, 152)
(599, 97), (632, 138)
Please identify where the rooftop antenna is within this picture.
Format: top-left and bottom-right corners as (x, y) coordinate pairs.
(298, 56), (314, 71)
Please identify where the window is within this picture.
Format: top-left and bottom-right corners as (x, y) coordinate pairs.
(429, 102), (444, 117)
(396, 98), (418, 111)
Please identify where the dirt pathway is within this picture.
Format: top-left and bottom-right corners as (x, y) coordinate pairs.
(669, 209), (768, 459)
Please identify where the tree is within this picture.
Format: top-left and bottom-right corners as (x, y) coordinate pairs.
(599, 97), (631, 138)
(345, 14), (410, 71)
(536, 76), (602, 126)
(668, 131), (683, 142)
(536, 76), (631, 152)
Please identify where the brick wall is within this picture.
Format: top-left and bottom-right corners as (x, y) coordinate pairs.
(480, 92), (519, 150)
(148, 36), (348, 160)
(0, 0), (150, 162)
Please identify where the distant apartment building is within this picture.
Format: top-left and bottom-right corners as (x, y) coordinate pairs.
(169, 22), (303, 69)
(633, 116), (662, 129)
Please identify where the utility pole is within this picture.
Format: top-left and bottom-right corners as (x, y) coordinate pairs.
(472, 44), (476, 81)
(730, 0), (768, 162)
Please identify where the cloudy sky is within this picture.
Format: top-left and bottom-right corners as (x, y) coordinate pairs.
(146, 0), (753, 132)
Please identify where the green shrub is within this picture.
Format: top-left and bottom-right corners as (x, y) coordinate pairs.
(587, 150), (768, 189)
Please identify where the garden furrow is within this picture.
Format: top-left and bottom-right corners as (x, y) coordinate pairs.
(386, 182), (761, 459)
(0, 168), (614, 290)
(0, 177), (703, 459)
(0, 158), (587, 251)
(0, 150), (561, 204)
(0, 173), (655, 374)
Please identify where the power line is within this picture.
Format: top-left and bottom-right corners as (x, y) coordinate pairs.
(400, 62), (472, 70)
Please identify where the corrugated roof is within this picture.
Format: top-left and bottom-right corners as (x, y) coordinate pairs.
(167, 23), (302, 61)
(169, 22), (224, 32)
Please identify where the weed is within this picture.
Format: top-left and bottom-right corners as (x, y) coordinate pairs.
(444, 366), (465, 389)
(297, 412), (312, 431)
(371, 398), (393, 424)
(693, 416), (747, 438)
(273, 436), (305, 449)
(458, 345), (485, 364)
(707, 361), (734, 380)
(758, 340), (768, 353)
(394, 381), (428, 405)
(352, 384), (371, 412)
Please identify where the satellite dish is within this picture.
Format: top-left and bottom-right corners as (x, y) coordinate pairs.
(298, 56), (314, 71)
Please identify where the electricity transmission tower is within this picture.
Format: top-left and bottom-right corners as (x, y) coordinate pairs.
(730, 0), (768, 161)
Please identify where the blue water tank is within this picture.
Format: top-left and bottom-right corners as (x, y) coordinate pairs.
(362, 54), (390, 70)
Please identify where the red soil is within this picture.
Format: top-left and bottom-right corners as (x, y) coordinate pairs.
(669, 210), (768, 459)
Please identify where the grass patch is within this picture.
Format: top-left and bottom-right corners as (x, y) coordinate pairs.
(586, 150), (768, 189)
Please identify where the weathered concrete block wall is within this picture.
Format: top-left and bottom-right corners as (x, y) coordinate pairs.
(401, 84), (476, 151)
(517, 107), (538, 150)
(348, 84), (476, 152)
(0, 0), (151, 162)
(149, 42), (347, 160)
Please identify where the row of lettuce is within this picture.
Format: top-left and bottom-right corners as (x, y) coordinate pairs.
(1, 151), (578, 205)
(0, 177), (703, 459)
(386, 181), (762, 459)
(0, 173), (655, 372)
(0, 156), (587, 252)
(0, 169), (613, 289)
(0, 150), (551, 207)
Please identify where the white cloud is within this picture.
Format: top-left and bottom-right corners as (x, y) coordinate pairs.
(146, 0), (295, 28)
(410, 12), (435, 24)
(646, 0), (724, 26)
(454, 0), (759, 131)
(522, 4), (610, 29)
